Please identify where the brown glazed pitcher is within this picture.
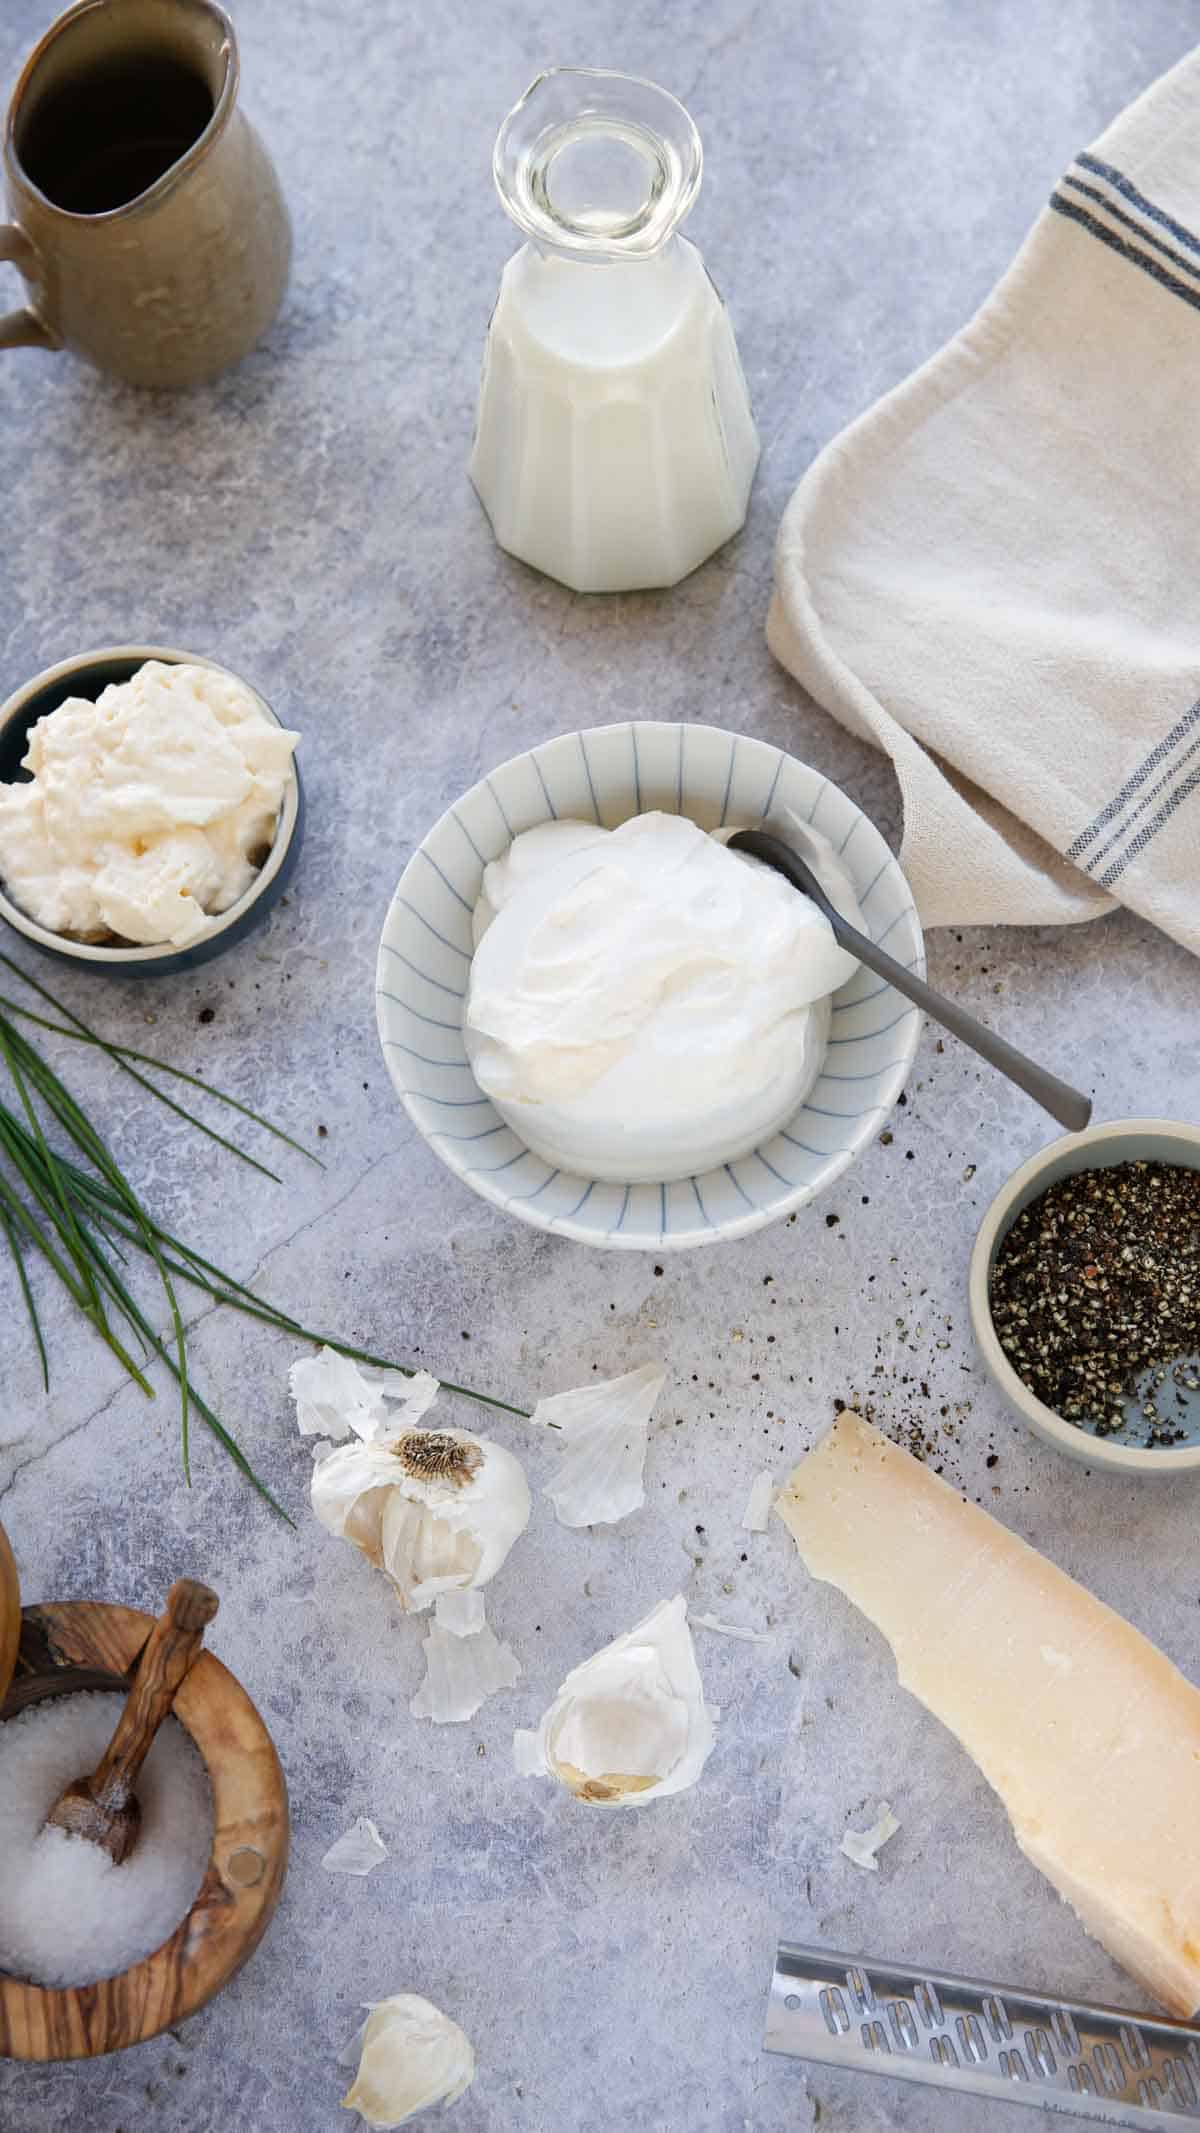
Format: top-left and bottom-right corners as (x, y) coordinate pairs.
(0, 0), (290, 387)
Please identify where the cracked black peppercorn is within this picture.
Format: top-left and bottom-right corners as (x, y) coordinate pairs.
(989, 1160), (1200, 1448)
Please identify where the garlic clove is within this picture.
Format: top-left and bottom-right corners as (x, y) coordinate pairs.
(311, 1441), (399, 1566)
(534, 1364), (666, 1528)
(410, 1619), (521, 1724)
(322, 1817), (388, 1877)
(340, 1993), (475, 2128)
(514, 1595), (717, 1807)
(379, 1492), (483, 1611)
(310, 1426), (530, 1611)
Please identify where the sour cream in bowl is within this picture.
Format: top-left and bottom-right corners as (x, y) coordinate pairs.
(377, 722), (923, 1251)
(464, 812), (859, 1183)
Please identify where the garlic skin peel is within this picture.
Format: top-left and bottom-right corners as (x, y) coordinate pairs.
(311, 1426), (530, 1612)
(340, 1993), (475, 2128)
(290, 1347), (439, 1442)
(535, 1363), (665, 1528)
(411, 1616), (522, 1724)
(514, 1595), (717, 1807)
(840, 1801), (900, 1872)
(322, 1817), (389, 1877)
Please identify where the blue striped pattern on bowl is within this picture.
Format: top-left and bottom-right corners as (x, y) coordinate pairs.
(376, 723), (924, 1251)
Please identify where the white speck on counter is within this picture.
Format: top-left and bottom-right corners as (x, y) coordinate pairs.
(840, 1801), (901, 1872)
(741, 1471), (775, 1532)
(0, 1692), (213, 1987)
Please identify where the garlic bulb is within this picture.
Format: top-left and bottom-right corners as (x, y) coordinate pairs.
(311, 1425), (530, 1612)
(513, 1594), (717, 1807)
(340, 1993), (475, 2128)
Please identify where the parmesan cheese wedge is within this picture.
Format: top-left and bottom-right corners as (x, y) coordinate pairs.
(776, 1412), (1200, 2016)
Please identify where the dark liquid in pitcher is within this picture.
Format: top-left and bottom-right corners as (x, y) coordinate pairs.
(19, 50), (214, 214)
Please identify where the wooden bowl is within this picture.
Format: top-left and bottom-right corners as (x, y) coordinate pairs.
(0, 1600), (288, 2061)
(0, 1528), (17, 1718)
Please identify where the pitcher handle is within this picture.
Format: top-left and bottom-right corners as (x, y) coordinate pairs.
(0, 223), (58, 353)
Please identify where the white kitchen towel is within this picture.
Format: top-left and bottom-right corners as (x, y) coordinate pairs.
(768, 46), (1200, 953)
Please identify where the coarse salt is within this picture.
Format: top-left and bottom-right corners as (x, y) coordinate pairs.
(0, 1692), (213, 1987)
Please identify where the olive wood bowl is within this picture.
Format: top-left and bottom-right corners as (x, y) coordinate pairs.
(0, 1600), (288, 2060)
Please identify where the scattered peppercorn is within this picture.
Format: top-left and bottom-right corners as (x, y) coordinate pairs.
(989, 1160), (1200, 1448)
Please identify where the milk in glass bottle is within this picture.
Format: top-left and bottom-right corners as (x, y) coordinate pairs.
(470, 69), (759, 594)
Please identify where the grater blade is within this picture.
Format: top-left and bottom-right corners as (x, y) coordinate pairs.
(765, 1943), (1200, 2128)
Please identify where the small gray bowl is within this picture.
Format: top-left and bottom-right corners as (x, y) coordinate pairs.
(0, 644), (303, 976)
(969, 1118), (1200, 1474)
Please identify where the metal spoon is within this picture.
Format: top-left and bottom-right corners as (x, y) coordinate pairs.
(727, 828), (1091, 1133)
(44, 1578), (218, 1864)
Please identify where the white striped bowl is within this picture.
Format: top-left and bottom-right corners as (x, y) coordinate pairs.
(376, 723), (924, 1251)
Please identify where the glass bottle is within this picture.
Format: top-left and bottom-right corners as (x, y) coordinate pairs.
(470, 68), (760, 595)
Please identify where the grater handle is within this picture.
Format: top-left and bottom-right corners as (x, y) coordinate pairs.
(765, 1943), (1200, 2129)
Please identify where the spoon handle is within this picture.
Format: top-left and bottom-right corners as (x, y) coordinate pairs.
(839, 923), (1091, 1131)
(88, 1578), (218, 1812)
(728, 830), (1091, 1133)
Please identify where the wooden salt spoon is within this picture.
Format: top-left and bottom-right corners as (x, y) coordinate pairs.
(44, 1578), (218, 1864)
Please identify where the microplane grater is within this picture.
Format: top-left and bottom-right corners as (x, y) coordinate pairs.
(765, 1944), (1200, 2128)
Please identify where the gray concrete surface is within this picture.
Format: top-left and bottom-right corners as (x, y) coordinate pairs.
(0, 2), (1198, 2128)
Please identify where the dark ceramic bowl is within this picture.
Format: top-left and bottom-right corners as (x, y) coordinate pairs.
(0, 645), (303, 975)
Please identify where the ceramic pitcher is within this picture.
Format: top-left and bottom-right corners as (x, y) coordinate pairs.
(0, 0), (289, 388)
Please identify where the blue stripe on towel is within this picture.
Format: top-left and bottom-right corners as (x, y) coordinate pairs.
(1098, 766), (1200, 886)
(1061, 174), (1200, 286)
(1082, 729), (1200, 877)
(1076, 151), (1200, 258)
(1049, 192), (1200, 317)
(1067, 699), (1200, 860)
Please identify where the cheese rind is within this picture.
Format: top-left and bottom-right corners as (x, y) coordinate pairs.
(776, 1413), (1200, 2016)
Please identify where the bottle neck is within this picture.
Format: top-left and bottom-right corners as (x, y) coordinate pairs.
(494, 70), (702, 266)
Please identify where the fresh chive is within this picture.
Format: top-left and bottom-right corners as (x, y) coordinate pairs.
(0, 979), (528, 1513)
(0, 954), (319, 1171)
(0, 1198), (47, 1389)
